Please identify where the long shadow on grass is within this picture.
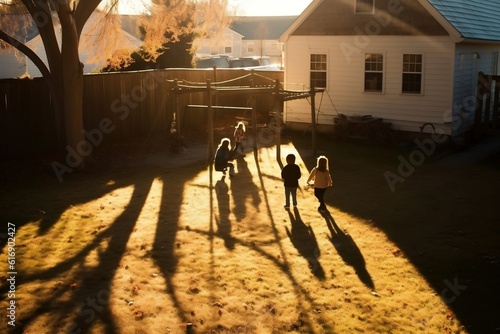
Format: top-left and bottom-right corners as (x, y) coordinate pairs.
(321, 210), (374, 290)
(230, 156), (261, 221)
(215, 175), (235, 249)
(252, 149), (330, 333)
(152, 162), (206, 327)
(296, 136), (500, 333)
(285, 207), (325, 280)
(13, 174), (157, 334)
(0, 172), (136, 250)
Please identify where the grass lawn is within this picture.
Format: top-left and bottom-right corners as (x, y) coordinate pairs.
(0, 132), (499, 334)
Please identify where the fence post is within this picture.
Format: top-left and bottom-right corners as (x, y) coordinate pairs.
(250, 73), (258, 152)
(275, 79), (282, 162)
(207, 79), (214, 163)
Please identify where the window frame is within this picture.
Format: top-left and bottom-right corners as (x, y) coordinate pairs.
(364, 53), (384, 93)
(310, 53), (328, 89)
(402, 53), (424, 95)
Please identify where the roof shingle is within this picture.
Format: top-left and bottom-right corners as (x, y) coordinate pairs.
(427, 0), (500, 41)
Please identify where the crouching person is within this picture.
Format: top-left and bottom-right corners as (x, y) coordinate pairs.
(214, 138), (235, 176)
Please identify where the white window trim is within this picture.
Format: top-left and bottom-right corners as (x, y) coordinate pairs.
(401, 52), (425, 95)
(363, 52), (385, 93)
(310, 50), (329, 90)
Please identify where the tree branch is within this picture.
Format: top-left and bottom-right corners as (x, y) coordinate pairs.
(74, 0), (103, 36)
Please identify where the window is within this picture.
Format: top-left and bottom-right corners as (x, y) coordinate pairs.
(364, 53), (383, 92)
(248, 44), (254, 53)
(224, 46), (232, 54)
(310, 54), (327, 89)
(402, 54), (423, 94)
(356, 0), (374, 14)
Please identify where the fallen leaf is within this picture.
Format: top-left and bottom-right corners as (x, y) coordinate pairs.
(134, 311), (144, 320)
(189, 286), (200, 294)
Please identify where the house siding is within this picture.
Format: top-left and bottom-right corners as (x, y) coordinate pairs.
(451, 44), (500, 135)
(284, 35), (455, 134)
(0, 50), (26, 79)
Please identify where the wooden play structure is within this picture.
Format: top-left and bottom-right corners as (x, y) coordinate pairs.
(168, 71), (324, 162)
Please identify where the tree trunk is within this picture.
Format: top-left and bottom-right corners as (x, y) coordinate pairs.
(60, 11), (86, 170)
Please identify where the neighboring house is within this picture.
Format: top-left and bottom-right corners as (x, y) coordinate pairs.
(280, 0), (500, 136)
(194, 16), (296, 69)
(1, 13), (140, 79)
(22, 12), (141, 78)
(0, 15), (38, 79)
(230, 16), (297, 68)
(195, 27), (244, 59)
(0, 48), (28, 79)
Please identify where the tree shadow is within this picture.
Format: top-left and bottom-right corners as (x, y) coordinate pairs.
(285, 207), (325, 280)
(12, 173), (157, 334)
(230, 156), (261, 221)
(0, 171), (135, 250)
(1, 156), (204, 333)
(321, 209), (375, 290)
(151, 162), (206, 327)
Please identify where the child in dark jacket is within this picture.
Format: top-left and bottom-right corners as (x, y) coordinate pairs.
(281, 154), (301, 209)
(214, 138), (235, 176)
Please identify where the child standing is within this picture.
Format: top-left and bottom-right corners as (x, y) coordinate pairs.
(232, 121), (246, 157)
(281, 154), (301, 209)
(306, 155), (333, 212)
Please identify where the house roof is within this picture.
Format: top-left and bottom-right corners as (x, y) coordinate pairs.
(230, 16), (297, 40)
(280, 0), (500, 43)
(0, 14), (39, 43)
(426, 0), (500, 41)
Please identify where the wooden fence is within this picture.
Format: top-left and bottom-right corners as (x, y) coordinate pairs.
(0, 68), (283, 161)
(474, 72), (500, 137)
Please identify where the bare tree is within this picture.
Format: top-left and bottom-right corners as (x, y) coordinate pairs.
(0, 0), (230, 171)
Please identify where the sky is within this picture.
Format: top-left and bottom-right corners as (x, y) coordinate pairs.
(227, 0), (312, 16)
(116, 0), (312, 16)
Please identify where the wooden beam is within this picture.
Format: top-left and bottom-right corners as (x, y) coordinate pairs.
(275, 79), (282, 162)
(311, 86), (317, 158)
(186, 105), (252, 111)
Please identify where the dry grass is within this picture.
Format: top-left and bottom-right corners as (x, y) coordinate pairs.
(1, 133), (499, 334)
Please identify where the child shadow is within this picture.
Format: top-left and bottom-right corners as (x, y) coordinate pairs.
(215, 176), (234, 249)
(230, 156), (261, 221)
(321, 210), (374, 290)
(285, 207), (325, 280)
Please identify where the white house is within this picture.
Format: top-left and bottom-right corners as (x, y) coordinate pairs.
(194, 16), (296, 69)
(230, 16), (297, 68)
(0, 48), (28, 79)
(1, 13), (141, 79)
(0, 15), (38, 79)
(195, 27), (244, 59)
(280, 0), (500, 137)
(24, 12), (141, 78)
